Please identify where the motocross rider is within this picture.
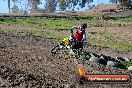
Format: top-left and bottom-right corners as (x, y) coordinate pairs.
(69, 23), (87, 50)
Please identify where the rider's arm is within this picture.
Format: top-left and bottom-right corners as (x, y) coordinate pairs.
(82, 32), (86, 41)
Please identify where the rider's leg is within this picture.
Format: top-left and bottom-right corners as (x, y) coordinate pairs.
(77, 42), (83, 50)
(69, 35), (75, 49)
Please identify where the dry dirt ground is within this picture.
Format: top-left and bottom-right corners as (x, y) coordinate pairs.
(0, 24), (132, 88)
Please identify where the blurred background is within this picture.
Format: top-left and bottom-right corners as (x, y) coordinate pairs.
(0, 0), (132, 15)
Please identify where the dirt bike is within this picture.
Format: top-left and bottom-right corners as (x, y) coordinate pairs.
(51, 37), (88, 58)
(51, 37), (72, 55)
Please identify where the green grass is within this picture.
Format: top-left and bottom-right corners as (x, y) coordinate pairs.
(0, 17), (17, 24)
(111, 16), (132, 22)
(122, 60), (132, 68)
(0, 16), (93, 30)
(87, 31), (132, 51)
(16, 17), (74, 29)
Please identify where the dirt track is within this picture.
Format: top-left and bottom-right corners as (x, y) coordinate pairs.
(0, 32), (132, 88)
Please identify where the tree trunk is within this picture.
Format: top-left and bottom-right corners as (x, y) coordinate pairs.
(8, 0), (10, 15)
(116, 0), (118, 4)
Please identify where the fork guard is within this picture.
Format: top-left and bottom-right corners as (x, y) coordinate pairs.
(51, 44), (67, 54)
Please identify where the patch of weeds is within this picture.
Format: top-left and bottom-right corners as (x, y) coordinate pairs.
(111, 16), (132, 22)
(69, 49), (91, 60)
(87, 31), (132, 51)
(0, 17), (17, 24)
(122, 60), (132, 68)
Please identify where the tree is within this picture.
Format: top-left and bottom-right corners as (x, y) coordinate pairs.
(17, 0), (32, 16)
(128, 0), (132, 8)
(7, 0), (94, 13)
(110, 0), (119, 4)
(57, 0), (93, 11)
(80, 0), (93, 8)
(71, 0), (94, 10)
(110, 0), (132, 9)
(31, 0), (40, 10)
(12, 0), (19, 13)
(45, 0), (57, 12)
(65, 0), (79, 10)
(58, 0), (67, 11)
(119, 0), (132, 9)
(8, 0), (10, 14)
(81, 0), (86, 7)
